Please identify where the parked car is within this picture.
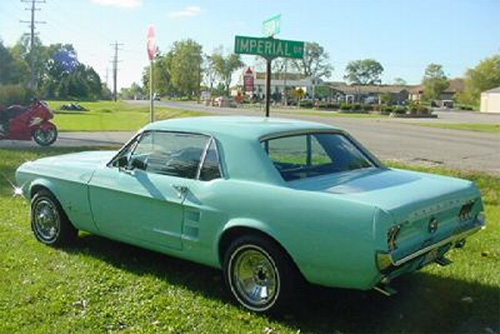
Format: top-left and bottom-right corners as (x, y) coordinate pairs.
(16, 116), (485, 313)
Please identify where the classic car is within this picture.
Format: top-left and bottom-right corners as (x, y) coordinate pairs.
(16, 116), (485, 313)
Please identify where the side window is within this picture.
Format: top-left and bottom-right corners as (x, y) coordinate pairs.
(261, 133), (373, 181)
(266, 135), (307, 165)
(129, 131), (209, 179)
(199, 139), (222, 181)
(264, 134), (332, 167)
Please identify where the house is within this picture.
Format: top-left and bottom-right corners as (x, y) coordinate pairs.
(480, 86), (500, 113)
(409, 78), (465, 108)
(327, 83), (410, 104)
(238, 68), (313, 100)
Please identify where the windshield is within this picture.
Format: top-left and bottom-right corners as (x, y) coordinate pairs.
(261, 132), (375, 181)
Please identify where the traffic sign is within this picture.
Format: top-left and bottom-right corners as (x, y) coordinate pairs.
(262, 14), (281, 37)
(147, 25), (155, 61)
(234, 35), (304, 60)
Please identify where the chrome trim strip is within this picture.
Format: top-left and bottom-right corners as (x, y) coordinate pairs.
(390, 223), (484, 267)
(195, 137), (213, 180)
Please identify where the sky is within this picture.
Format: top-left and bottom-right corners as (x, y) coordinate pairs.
(0, 0), (499, 90)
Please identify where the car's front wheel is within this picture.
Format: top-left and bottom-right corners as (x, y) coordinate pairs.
(31, 190), (77, 246)
(223, 234), (300, 313)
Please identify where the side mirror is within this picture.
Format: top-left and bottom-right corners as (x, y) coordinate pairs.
(115, 155), (130, 168)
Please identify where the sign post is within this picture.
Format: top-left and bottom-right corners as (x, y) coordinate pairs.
(147, 25), (155, 123)
(234, 34), (304, 117)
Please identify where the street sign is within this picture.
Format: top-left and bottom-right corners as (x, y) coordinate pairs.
(262, 14), (281, 37)
(147, 25), (155, 61)
(234, 36), (304, 60)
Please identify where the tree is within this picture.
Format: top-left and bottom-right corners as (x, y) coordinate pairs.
(211, 48), (244, 96)
(39, 44), (79, 98)
(11, 35), (47, 90)
(456, 55), (500, 106)
(0, 40), (27, 85)
(120, 82), (144, 100)
(380, 92), (394, 105)
(422, 63), (449, 100)
(344, 59), (384, 85)
(203, 54), (218, 95)
(143, 40), (203, 98)
(290, 87), (305, 107)
(2, 37), (103, 99)
(393, 77), (407, 85)
(169, 39), (203, 97)
(292, 42), (332, 101)
(143, 48), (173, 98)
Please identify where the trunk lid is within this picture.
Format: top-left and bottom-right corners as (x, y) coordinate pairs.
(289, 167), (482, 253)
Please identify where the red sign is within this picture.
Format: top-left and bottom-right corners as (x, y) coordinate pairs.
(244, 76), (254, 92)
(244, 67), (254, 92)
(147, 25), (155, 61)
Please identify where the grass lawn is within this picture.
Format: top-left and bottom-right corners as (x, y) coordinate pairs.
(47, 100), (208, 132)
(0, 147), (498, 333)
(414, 122), (500, 133)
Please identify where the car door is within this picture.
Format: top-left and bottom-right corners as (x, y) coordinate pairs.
(88, 130), (211, 250)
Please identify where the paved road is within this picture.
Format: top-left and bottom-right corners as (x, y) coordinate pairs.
(1, 101), (499, 175)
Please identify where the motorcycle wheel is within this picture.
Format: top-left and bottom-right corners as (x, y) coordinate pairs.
(33, 126), (58, 146)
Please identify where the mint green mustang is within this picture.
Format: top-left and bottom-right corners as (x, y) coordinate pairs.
(16, 116), (485, 313)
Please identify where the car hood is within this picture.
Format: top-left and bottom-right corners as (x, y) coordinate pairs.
(28, 150), (117, 168)
(289, 167), (481, 221)
(17, 151), (117, 183)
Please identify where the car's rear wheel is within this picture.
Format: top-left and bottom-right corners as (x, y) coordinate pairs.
(31, 189), (77, 246)
(223, 234), (299, 313)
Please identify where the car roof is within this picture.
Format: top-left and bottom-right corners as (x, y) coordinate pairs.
(143, 116), (341, 139)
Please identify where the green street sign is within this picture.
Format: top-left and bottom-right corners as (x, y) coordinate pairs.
(262, 14), (281, 37)
(234, 36), (304, 60)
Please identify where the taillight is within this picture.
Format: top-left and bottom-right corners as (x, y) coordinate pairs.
(459, 201), (475, 221)
(387, 224), (401, 251)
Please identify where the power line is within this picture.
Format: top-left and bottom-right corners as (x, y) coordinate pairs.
(20, 0), (46, 91)
(110, 41), (123, 102)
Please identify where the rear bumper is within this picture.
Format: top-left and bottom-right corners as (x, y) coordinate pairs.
(377, 215), (485, 272)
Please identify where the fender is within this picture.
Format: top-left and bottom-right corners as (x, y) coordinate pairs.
(38, 121), (57, 131)
(27, 178), (60, 201)
(215, 217), (286, 263)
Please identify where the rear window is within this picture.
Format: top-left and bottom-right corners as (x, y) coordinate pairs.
(261, 133), (374, 181)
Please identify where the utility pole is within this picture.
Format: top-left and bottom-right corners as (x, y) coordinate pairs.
(20, 0), (46, 91)
(283, 59), (288, 107)
(110, 42), (123, 102)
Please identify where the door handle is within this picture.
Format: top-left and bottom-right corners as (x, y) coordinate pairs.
(172, 184), (188, 198)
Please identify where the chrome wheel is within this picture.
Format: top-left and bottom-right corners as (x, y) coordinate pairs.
(32, 198), (60, 243)
(229, 245), (280, 311)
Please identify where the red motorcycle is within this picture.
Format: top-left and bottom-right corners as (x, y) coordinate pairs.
(0, 99), (58, 146)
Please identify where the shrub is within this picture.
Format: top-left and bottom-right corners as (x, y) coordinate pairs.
(382, 105), (394, 113)
(458, 105), (474, 111)
(327, 103), (339, 109)
(417, 105), (430, 114)
(393, 106), (407, 114)
(362, 104), (373, 112)
(317, 102), (329, 109)
(351, 103), (362, 111)
(299, 100), (313, 108)
(340, 103), (351, 111)
(0, 85), (32, 108)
